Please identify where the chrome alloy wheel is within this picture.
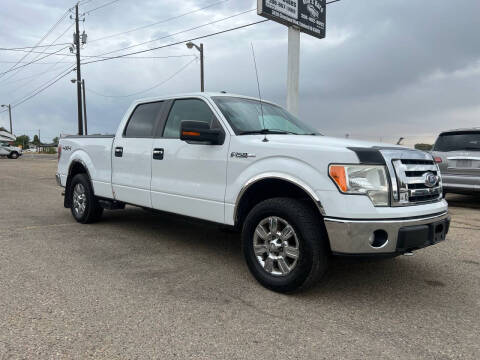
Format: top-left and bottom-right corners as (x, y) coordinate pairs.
(253, 216), (300, 276)
(72, 183), (87, 217)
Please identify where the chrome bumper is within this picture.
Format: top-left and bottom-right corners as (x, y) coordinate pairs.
(324, 212), (450, 255)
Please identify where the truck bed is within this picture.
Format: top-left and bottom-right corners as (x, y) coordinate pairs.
(57, 135), (115, 199)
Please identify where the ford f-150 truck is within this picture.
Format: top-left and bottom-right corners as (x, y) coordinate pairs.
(56, 92), (450, 292)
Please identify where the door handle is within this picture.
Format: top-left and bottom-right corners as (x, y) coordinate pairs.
(115, 146), (123, 157)
(153, 148), (164, 160)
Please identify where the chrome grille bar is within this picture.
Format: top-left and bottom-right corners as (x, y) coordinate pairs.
(379, 149), (443, 206)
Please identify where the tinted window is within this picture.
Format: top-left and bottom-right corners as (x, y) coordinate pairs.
(163, 99), (217, 139)
(434, 132), (480, 152)
(124, 101), (164, 138)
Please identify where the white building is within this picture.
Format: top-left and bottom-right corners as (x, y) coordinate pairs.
(0, 130), (15, 142)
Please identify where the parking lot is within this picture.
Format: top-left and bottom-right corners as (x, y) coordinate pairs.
(0, 156), (479, 359)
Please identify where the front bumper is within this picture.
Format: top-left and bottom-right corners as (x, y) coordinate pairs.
(324, 212), (450, 255)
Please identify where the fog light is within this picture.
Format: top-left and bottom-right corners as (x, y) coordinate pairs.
(369, 230), (388, 248)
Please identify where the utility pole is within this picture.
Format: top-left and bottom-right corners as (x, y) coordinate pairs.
(0, 104), (12, 133)
(82, 79), (88, 135)
(74, 4), (83, 135)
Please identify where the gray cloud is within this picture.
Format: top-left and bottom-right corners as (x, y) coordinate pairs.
(0, 0), (479, 147)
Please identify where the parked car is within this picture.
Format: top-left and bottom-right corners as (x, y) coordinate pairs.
(56, 92), (450, 292)
(0, 141), (22, 159)
(432, 128), (480, 196)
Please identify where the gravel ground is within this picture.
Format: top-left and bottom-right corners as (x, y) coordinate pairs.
(0, 157), (479, 359)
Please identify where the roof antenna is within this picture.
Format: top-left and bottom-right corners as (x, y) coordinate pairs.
(250, 42), (268, 142)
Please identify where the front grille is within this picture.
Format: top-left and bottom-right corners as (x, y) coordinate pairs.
(392, 159), (442, 205)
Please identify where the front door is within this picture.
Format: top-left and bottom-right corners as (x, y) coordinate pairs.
(150, 97), (230, 223)
(111, 101), (166, 207)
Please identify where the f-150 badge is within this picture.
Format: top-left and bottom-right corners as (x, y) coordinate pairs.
(231, 152), (256, 158)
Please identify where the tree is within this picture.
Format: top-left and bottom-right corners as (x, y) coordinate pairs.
(14, 135), (30, 149)
(414, 143), (433, 151)
(52, 136), (59, 145)
(0, 126), (7, 132)
(33, 135), (40, 145)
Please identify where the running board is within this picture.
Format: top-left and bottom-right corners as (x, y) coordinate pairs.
(98, 199), (125, 210)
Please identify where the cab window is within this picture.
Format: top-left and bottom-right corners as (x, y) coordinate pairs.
(124, 101), (165, 138)
(162, 99), (219, 139)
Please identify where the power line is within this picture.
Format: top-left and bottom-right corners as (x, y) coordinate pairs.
(0, 47), (69, 76)
(1, 22), (75, 84)
(94, 9), (256, 57)
(0, 43), (71, 51)
(86, 57), (197, 98)
(0, 48), (196, 60)
(1, 66), (75, 112)
(1, 59), (75, 87)
(88, 0), (229, 43)
(0, 8), (70, 79)
(83, 0), (121, 15)
(81, 19), (269, 66)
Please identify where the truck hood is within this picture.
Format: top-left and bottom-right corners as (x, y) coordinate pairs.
(255, 134), (406, 150)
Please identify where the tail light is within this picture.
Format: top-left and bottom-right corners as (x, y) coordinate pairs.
(57, 145), (62, 160)
(434, 156), (442, 163)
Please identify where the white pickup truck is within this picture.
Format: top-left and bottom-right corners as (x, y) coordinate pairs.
(0, 141), (22, 159)
(57, 92), (450, 292)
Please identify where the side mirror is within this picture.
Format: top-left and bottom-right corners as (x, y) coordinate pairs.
(180, 120), (223, 145)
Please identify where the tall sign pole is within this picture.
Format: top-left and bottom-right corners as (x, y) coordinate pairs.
(286, 27), (300, 115)
(257, 0), (326, 116)
(75, 4), (84, 135)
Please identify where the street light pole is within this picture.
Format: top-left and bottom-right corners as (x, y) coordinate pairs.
(186, 42), (204, 92)
(199, 43), (204, 92)
(1, 104), (12, 133)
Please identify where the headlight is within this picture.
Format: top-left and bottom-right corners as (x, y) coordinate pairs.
(329, 164), (389, 206)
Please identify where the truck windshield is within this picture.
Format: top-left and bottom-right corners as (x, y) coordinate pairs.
(212, 96), (319, 135)
(434, 132), (480, 152)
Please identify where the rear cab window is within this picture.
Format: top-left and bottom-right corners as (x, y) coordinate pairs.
(124, 101), (166, 138)
(434, 131), (480, 152)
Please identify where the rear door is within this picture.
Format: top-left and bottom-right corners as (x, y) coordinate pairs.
(150, 97), (230, 223)
(111, 101), (167, 207)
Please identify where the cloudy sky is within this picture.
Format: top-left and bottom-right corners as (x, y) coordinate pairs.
(0, 0), (479, 146)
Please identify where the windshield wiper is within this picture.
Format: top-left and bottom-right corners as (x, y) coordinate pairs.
(239, 129), (299, 135)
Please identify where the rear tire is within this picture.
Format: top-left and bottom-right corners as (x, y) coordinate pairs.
(242, 197), (328, 293)
(69, 173), (103, 223)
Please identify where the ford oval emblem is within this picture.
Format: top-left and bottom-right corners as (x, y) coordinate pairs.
(424, 172), (438, 188)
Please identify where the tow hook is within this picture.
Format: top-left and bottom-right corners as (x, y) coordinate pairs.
(403, 251), (414, 256)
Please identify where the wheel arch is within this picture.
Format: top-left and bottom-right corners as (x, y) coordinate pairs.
(64, 159), (93, 208)
(234, 174), (326, 230)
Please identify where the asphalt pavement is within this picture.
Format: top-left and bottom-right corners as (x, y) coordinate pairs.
(0, 156), (479, 359)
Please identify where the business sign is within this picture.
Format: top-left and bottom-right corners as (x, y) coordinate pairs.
(258, 0), (326, 39)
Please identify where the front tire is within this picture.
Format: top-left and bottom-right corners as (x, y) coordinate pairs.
(242, 198), (328, 293)
(8, 152), (19, 159)
(69, 173), (103, 223)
